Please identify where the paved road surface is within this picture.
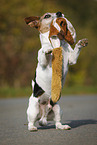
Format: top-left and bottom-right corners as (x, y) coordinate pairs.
(0, 96), (97, 145)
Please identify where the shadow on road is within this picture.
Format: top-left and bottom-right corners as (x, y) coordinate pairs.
(67, 119), (97, 129)
(38, 124), (55, 130)
(37, 119), (97, 130)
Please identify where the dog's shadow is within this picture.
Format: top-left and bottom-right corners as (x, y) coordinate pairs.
(68, 119), (97, 129)
(38, 119), (97, 130)
(38, 124), (55, 130)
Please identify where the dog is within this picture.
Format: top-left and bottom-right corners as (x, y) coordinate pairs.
(25, 12), (88, 131)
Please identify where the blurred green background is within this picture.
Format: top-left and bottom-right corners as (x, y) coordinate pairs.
(0, 0), (97, 98)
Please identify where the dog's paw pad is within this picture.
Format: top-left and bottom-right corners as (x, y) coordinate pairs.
(77, 38), (88, 47)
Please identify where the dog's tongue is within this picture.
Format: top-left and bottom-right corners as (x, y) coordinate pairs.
(51, 47), (63, 103)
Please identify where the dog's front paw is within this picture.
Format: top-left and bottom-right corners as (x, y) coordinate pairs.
(56, 122), (71, 130)
(77, 38), (88, 48)
(28, 124), (38, 131)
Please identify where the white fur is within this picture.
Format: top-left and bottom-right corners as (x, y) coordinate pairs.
(27, 13), (87, 131)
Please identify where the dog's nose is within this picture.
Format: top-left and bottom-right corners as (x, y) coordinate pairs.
(56, 12), (62, 17)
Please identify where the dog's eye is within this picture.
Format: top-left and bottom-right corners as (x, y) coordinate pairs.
(44, 14), (51, 19)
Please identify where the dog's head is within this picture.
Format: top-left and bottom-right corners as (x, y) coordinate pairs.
(25, 12), (75, 45)
(25, 12), (58, 33)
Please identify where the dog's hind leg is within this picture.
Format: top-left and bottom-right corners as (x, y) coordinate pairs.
(39, 101), (52, 126)
(39, 104), (48, 126)
(27, 95), (39, 131)
(53, 104), (71, 130)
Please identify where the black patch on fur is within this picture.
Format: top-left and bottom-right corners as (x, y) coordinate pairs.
(33, 81), (45, 97)
(50, 99), (56, 107)
(33, 72), (45, 97)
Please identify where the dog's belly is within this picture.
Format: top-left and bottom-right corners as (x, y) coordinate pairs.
(36, 64), (52, 95)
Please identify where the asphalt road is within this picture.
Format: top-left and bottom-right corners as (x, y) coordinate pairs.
(0, 95), (97, 145)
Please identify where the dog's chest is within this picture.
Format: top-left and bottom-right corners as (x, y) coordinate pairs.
(40, 31), (52, 48)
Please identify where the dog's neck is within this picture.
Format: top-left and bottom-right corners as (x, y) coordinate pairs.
(39, 31), (52, 48)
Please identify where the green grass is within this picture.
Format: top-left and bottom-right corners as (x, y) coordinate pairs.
(0, 85), (97, 98)
(0, 87), (32, 98)
(62, 85), (97, 95)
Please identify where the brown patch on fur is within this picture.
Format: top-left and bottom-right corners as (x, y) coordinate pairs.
(24, 16), (40, 24)
(49, 18), (74, 45)
(51, 47), (63, 103)
(49, 21), (59, 38)
(56, 18), (74, 45)
(24, 16), (40, 30)
(64, 30), (74, 45)
(57, 30), (65, 40)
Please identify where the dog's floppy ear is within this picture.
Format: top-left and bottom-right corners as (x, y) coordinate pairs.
(57, 18), (74, 45)
(24, 16), (40, 29)
(49, 18), (74, 45)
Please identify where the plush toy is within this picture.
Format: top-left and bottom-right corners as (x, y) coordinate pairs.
(51, 47), (63, 103)
(49, 17), (75, 103)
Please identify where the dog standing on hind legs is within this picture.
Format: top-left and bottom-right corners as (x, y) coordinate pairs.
(24, 12), (88, 131)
